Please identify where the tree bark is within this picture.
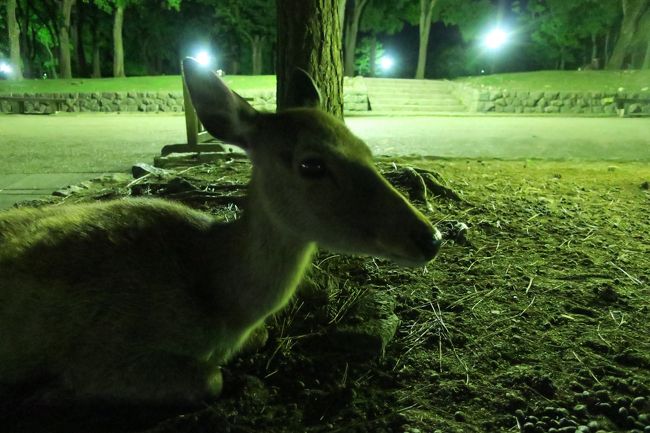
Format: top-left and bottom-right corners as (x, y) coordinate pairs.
(338, 0), (346, 32)
(251, 36), (265, 75)
(113, 4), (126, 77)
(7, 0), (23, 80)
(343, 0), (368, 76)
(19, 0), (34, 78)
(415, 0), (437, 79)
(74, 0), (88, 77)
(277, 0), (344, 118)
(58, 0), (75, 79)
(604, 30), (611, 68)
(608, 0), (648, 69)
(591, 33), (598, 63)
(369, 34), (377, 77)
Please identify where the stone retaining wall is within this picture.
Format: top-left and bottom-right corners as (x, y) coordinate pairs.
(0, 78), (370, 114)
(454, 83), (650, 115)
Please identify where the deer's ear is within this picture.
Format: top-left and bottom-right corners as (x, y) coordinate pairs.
(285, 68), (322, 109)
(182, 57), (257, 148)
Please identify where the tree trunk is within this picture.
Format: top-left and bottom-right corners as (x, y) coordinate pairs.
(415, 0), (437, 79)
(604, 30), (611, 68)
(92, 45), (101, 78)
(58, 0), (75, 79)
(113, 4), (126, 77)
(638, 8), (650, 68)
(251, 36), (264, 75)
(608, 0), (648, 69)
(590, 37), (597, 63)
(343, 0), (368, 77)
(7, 0), (23, 80)
(277, 0), (344, 118)
(369, 34), (377, 77)
(19, 0), (34, 78)
(45, 43), (58, 79)
(74, 0), (88, 77)
(338, 0), (346, 32)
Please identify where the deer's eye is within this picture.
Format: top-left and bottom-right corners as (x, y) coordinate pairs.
(298, 158), (327, 179)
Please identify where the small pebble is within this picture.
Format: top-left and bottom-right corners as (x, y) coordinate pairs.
(559, 418), (577, 427)
(595, 389), (610, 402)
(453, 411), (465, 422)
(587, 420), (600, 431)
(616, 396), (631, 407)
(576, 426), (590, 433)
(645, 426), (650, 433)
(638, 413), (649, 423)
(570, 381), (584, 392)
(619, 406), (630, 418)
(514, 409), (525, 421)
(558, 426), (577, 433)
(632, 396), (647, 410)
(596, 402), (612, 414)
(523, 422), (536, 433)
(573, 404), (587, 416)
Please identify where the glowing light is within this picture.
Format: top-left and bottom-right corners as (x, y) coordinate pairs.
(379, 56), (395, 71)
(484, 28), (508, 50)
(195, 51), (213, 67)
(0, 62), (13, 74)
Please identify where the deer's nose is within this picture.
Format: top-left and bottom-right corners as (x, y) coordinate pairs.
(412, 227), (443, 261)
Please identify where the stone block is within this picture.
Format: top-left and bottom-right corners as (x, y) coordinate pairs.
(544, 106), (560, 113)
(490, 91), (502, 101)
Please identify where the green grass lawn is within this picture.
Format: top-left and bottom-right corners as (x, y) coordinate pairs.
(455, 69), (650, 93)
(0, 75), (276, 94)
(2, 70), (650, 95)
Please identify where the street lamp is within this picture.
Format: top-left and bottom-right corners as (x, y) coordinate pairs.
(0, 62), (13, 75)
(484, 28), (509, 50)
(379, 55), (395, 71)
(194, 50), (213, 67)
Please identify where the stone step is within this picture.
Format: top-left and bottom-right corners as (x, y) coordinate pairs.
(369, 96), (462, 105)
(368, 90), (453, 97)
(369, 103), (468, 112)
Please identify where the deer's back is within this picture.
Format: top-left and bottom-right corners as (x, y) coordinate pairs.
(0, 199), (232, 383)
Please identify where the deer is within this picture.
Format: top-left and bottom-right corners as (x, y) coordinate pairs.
(0, 58), (442, 405)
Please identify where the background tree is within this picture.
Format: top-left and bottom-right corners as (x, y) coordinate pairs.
(94, 0), (180, 77)
(277, 0), (344, 118)
(56, 0), (74, 78)
(357, 0), (409, 77)
(411, 0), (492, 79)
(608, 0), (650, 69)
(414, 0), (437, 79)
(214, 0), (276, 75)
(342, 0), (368, 76)
(6, 0), (24, 79)
(515, 0), (619, 70)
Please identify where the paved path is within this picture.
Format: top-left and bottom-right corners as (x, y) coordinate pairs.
(1, 113), (649, 209)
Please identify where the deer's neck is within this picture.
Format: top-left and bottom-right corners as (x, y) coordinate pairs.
(209, 183), (316, 329)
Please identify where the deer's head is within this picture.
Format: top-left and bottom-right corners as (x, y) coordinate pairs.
(183, 58), (442, 266)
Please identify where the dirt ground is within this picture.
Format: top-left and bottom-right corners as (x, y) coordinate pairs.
(1, 155), (648, 433)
